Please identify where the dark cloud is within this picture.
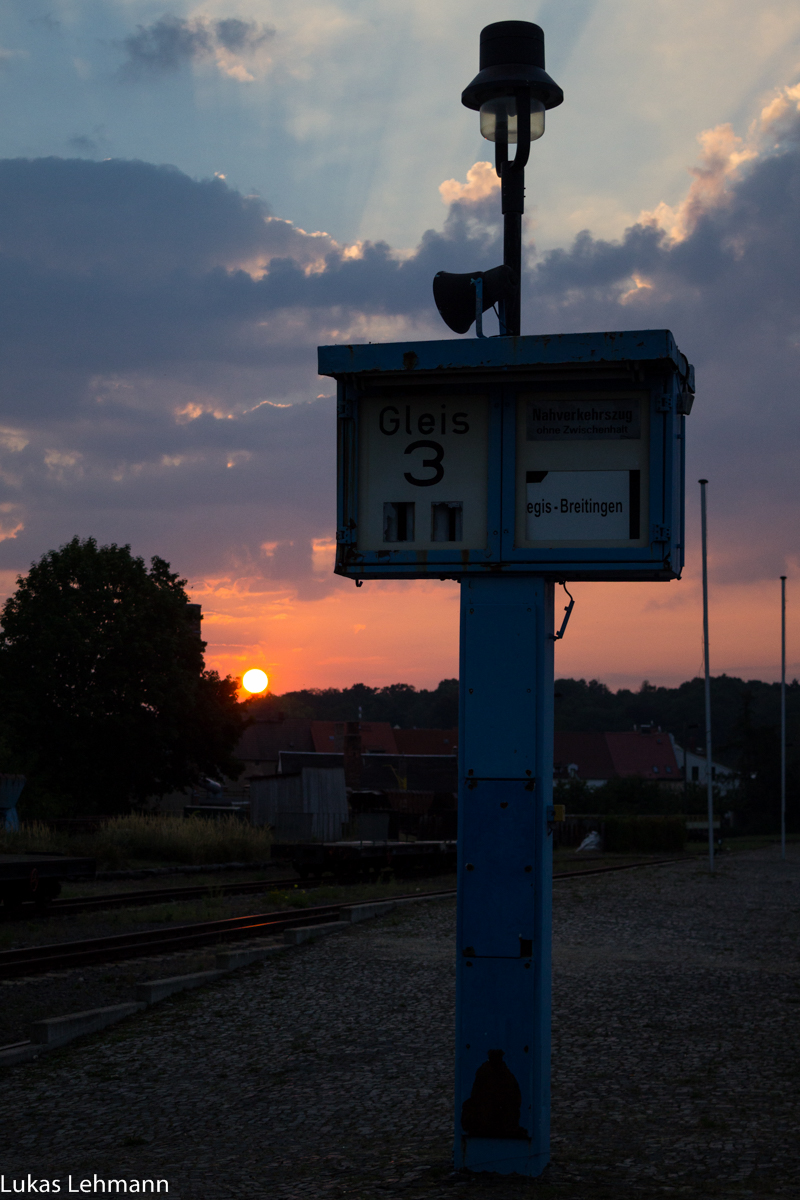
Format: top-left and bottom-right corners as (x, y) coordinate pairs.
(0, 157), (281, 276)
(0, 158), (502, 401)
(119, 14), (275, 77)
(0, 128), (799, 591)
(521, 127), (800, 582)
(67, 126), (110, 157)
(214, 18), (271, 54)
(68, 135), (99, 154)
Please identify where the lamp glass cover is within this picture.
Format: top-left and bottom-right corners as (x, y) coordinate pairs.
(479, 96), (545, 143)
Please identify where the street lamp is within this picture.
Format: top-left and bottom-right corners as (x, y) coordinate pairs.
(434, 21), (563, 338)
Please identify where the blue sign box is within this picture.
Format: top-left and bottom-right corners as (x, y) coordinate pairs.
(318, 329), (694, 582)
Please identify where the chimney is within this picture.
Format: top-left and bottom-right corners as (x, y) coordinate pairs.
(186, 603), (202, 639)
(343, 721), (363, 789)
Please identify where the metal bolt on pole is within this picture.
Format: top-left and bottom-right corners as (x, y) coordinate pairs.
(699, 479), (714, 872)
(781, 575), (787, 860)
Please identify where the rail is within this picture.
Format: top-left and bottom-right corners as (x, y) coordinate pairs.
(0, 858), (685, 980)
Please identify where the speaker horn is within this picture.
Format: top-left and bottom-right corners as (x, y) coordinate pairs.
(433, 264), (515, 334)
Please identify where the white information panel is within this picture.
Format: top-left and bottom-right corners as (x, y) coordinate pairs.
(358, 395), (489, 552)
(516, 392), (649, 548)
(526, 470), (634, 540)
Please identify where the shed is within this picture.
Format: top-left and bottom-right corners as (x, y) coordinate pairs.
(250, 767), (348, 841)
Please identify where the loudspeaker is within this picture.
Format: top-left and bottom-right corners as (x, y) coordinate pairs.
(433, 264), (515, 334)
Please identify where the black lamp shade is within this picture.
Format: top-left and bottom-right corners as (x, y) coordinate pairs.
(461, 20), (563, 112)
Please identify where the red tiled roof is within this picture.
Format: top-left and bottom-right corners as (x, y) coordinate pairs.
(394, 728), (458, 755)
(605, 731), (680, 780)
(310, 721), (398, 755)
(236, 718), (314, 762)
(554, 732), (615, 781)
(554, 731), (680, 782)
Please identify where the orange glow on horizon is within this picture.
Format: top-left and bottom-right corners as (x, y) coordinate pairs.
(192, 554), (799, 698)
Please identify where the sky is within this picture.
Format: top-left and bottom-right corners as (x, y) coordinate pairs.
(0, 0), (799, 694)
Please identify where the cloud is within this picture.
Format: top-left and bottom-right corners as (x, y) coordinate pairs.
(521, 106), (800, 583)
(439, 161), (500, 207)
(0, 154), (503, 603)
(67, 126), (111, 157)
(0, 47), (27, 68)
(638, 83), (800, 244)
(119, 14), (275, 81)
(2, 93), (800, 620)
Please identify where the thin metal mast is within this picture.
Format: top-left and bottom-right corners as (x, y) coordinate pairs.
(781, 575), (786, 861)
(700, 480), (714, 872)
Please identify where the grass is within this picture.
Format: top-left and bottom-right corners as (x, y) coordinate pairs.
(0, 813), (273, 869)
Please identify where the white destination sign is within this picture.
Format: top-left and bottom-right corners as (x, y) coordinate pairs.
(526, 470), (640, 541)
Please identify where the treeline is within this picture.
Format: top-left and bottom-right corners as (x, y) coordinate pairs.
(263, 673), (798, 759)
(253, 679), (459, 729)
(260, 673), (799, 834)
(554, 674), (800, 762)
(565, 673), (800, 836)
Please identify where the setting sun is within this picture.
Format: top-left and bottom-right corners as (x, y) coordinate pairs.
(242, 668), (269, 694)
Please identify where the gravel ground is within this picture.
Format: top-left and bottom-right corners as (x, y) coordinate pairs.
(0, 878), (457, 1046)
(0, 847), (797, 1200)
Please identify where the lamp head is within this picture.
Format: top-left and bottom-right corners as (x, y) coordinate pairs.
(462, 20), (563, 142)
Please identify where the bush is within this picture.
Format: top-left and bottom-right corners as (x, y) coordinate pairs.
(0, 820), (66, 857)
(592, 777), (681, 815)
(553, 778), (592, 809)
(0, 814), (272, 869)
(554, 777), (706, 817)
(603, 815), (686, 853)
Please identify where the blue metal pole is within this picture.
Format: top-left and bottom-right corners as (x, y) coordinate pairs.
(454, 574), (555, 1176)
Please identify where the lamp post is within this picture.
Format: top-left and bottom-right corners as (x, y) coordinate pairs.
(462, 22), (562, 336)
(434, 22), (563, 338)
(781, 576), (786, 860)
(322, 19), (694, 1178)
(699, 479), (714, 871)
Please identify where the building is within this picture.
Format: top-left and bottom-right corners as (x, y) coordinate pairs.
(554, 728), (737, 792)
(394, 728), (458, 755)
(235, 717), (315, 780)
(234, 717), (458, 779)
(553, 728), (681, 787)
(277, 751), (458, 794)
(250, 767), (349, 841)
(310, 721), (398, 754)
(669, 736), (737, 793)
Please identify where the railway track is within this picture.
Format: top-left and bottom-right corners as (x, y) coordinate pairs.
(0, 889), (458, 980)
(3, 853), (682, 922)
(2, 872), (303, 919)
(0, 857), (683, 980)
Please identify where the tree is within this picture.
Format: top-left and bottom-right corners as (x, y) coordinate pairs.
(257, 678), (460, 728)
(0, 537), (246, 816)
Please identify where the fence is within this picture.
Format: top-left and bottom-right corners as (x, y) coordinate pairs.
(555, 814), (687, 853)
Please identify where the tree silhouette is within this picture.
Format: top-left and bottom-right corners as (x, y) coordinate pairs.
(0, 537), (245, 815)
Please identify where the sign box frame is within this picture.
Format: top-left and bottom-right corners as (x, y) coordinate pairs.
(318, 330), (694, 582)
